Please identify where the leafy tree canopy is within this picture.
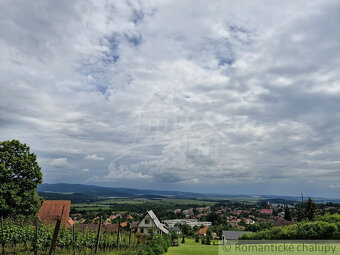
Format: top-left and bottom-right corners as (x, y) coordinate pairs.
(0, 140), (43, 218)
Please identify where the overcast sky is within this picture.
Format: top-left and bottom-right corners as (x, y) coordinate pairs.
(1, 0), (340, 198)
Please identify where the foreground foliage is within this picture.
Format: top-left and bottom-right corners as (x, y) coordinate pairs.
(240, 215), (340, 240)
(0, 222), (171, 255)
(0, 140), (43, 218)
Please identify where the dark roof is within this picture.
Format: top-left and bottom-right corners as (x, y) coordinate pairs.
(38, 200), (73, 228)
(169, 226), (181, 232)
(222, 231), (251, 240)
(78, 224), (119, 233)
(78, 221), (140, 233)
(274, 218), (293, 227)
(131, 221), (139, 229)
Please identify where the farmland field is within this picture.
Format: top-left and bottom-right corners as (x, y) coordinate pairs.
(71, 198), (217, 213)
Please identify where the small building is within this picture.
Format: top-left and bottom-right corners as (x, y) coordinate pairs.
(227, 219), (241, 227)
(137, 210), (169, 235)
(222, 231), (251, 243)
(78, 220), (139, 233)
(274, 217), (293, 227)
(79, 223), (119, 233)
(260, 209), (273, 215)
(163, 219), (212, 228)
(38, 200), (74, 228)
(245, 219), (255, 225)
(196, 226), (209, 236)
(169, 226), (182, 235)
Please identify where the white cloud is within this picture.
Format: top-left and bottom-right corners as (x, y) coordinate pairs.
(84, 154), (105, 161)
(50, 158), (69, 168)
(81, 168), (90, 173)
(1, 0), (340, 196)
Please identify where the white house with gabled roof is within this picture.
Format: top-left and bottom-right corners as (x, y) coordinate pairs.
(137, 210), (169, 235)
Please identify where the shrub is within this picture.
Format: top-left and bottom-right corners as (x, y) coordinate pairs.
(240, 221), (338, 240)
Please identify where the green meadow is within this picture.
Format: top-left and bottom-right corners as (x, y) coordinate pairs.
(165, 239), (340, 255)
(165, 239), (220, 255)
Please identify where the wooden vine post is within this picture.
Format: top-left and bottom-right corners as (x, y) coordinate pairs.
(1, 216), (5, 255)
(48, 205), (65, 255)
(94, 216), (102, 255)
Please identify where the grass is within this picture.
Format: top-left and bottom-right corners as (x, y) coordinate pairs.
(97, 198), (147, 204)
(71, 204), (112, 211)
(165, 239), (340, 255)
(165, 239), (220, 255)
(71, 198), (217, 212)
(159, 199), (216, 206)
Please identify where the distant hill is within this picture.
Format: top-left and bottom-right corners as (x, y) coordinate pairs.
(38, 183), (340, 203)
(38, 192), (100, 203)
(38, 183), (205, 199)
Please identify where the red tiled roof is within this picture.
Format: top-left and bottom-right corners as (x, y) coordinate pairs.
(196, 226), (208, 235)
(261, 209), (273, 214)
(38, 200), (73, 228)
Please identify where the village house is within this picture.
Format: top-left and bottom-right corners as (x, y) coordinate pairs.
(163, 219), (212, 228)
(173, 209), (182, 214)
(38, 200), (74, 228)
(196, 226), (209, 236)
(137, 210), (169, 235)
(169, 226), (182, 235)
(260, 209), (273, 215)
(195, 206), (210, 213)
(79, 221), (139, 233)
(245, 218), (255, 225)
(227, 219), (241, 227)
(222, 231), (251, 243)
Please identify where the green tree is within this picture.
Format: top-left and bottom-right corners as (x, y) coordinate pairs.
(179, 224), (194, 236)
(0, 140), (43, 218)
(296, 204), (304, 222)
(284, 205), (292, 221)
(304, 197), (317, 221)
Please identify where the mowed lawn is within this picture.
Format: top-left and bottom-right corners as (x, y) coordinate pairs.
(165, 239), (340, 255)
(165, 239), (220, 255)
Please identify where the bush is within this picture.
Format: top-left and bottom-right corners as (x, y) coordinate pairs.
(240, 221), (338, 240)
(206, 235), (211, 245)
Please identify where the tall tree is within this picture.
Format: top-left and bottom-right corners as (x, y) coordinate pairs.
(0, 140), (43, 218)
(304, 197), (317, 221)
(296, 204), (304, 222)
(284, 205), (292, 221)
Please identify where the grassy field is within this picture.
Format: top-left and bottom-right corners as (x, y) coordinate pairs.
(159, 199), (216, 206)
(165, 239), (340, 255)
(165, 239), (220, 255)
(71, 198), (217, 212)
